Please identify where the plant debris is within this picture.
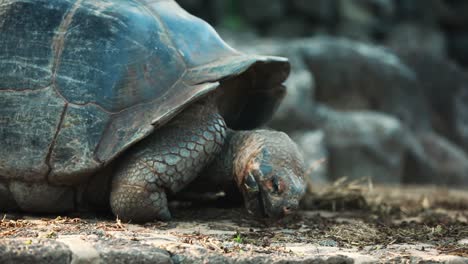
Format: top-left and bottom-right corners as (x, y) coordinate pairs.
(1, 182), (466, 259)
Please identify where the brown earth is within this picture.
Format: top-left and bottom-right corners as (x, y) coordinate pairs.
(1, 182), (467, 263)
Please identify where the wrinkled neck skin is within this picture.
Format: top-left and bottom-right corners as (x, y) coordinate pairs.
(207, 129), (265, 186)
(193, 129), (241, 189)
(198, 130), (262, 210)
(228, 131), (264, 188)
(227, 130), (267, 215)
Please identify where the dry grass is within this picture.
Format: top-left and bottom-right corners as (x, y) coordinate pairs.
(301, 177), (370, 211)
(96, 217), (127, 231)
(298, 177), (468, 253)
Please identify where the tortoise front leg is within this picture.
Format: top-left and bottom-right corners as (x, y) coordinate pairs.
(110, 100), (226, 223)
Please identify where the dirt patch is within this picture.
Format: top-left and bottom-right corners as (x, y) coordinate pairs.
(1, 182), (467, 263)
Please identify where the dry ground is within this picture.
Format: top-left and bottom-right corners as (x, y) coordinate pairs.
(1, 181), (467, 263)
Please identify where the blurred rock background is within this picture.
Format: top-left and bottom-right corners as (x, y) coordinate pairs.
(176, 0), (468, 187)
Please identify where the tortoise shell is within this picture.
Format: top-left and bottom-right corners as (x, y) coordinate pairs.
(0, 0), (290, 185)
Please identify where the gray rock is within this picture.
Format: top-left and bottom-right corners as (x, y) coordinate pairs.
(301, 37), (431, 131)
(396, 49), (468, 151)
(95, 240), (172, 264)
(58, 236), (101, 264)
(429, 0), (468, 27)
(265, 18), (314, 38)
(406, 132), (468, 186)
(0, 239), (72, 264)
(394, 0), (441, 25)
(223, 34), (311, 70)
(239, 0), (285, 25)
(167, 243), (355, 264)
(455, 86), (468, 152)
(448, 32), (468, 69)
(175, 0), (226, 25)
(387, 24), (447, 58)
(269, 70), (316, 132)
(337, 0), (395, 41)
(312, 106), (408, 183)
(290, 0), (338, 22)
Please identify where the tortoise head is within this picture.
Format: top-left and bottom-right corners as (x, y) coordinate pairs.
(234, 131), (306, 218)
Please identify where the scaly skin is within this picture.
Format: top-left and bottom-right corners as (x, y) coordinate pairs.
(110, 100), (226, 222)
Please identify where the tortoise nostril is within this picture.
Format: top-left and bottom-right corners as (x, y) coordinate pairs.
(283, 206), (292, 215)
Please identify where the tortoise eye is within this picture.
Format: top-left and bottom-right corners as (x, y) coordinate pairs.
(271, 177), (283, 195)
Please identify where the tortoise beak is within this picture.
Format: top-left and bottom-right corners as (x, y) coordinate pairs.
(244, 192), (266, 217)
(241, 172), (267, 217)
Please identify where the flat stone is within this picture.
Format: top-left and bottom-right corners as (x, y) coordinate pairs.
(58, 236), (100, 264)
(0, 239), (72, 264)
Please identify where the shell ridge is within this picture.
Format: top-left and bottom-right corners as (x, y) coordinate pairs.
(51, 0), (83, 83)
(0, 86), (52, 93)
(44, 103), (69, 182)
(48, 0), (84, 105)
(65, 101), (115, 115)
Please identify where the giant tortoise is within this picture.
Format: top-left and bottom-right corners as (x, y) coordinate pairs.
(0, 0), (305, 222)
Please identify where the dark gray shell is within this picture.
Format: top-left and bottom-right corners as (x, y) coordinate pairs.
(0, 0), (289, 184)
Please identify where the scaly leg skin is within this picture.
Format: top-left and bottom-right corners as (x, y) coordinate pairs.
(110, 100), (226, 223)
(183, 129), (306, 218)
